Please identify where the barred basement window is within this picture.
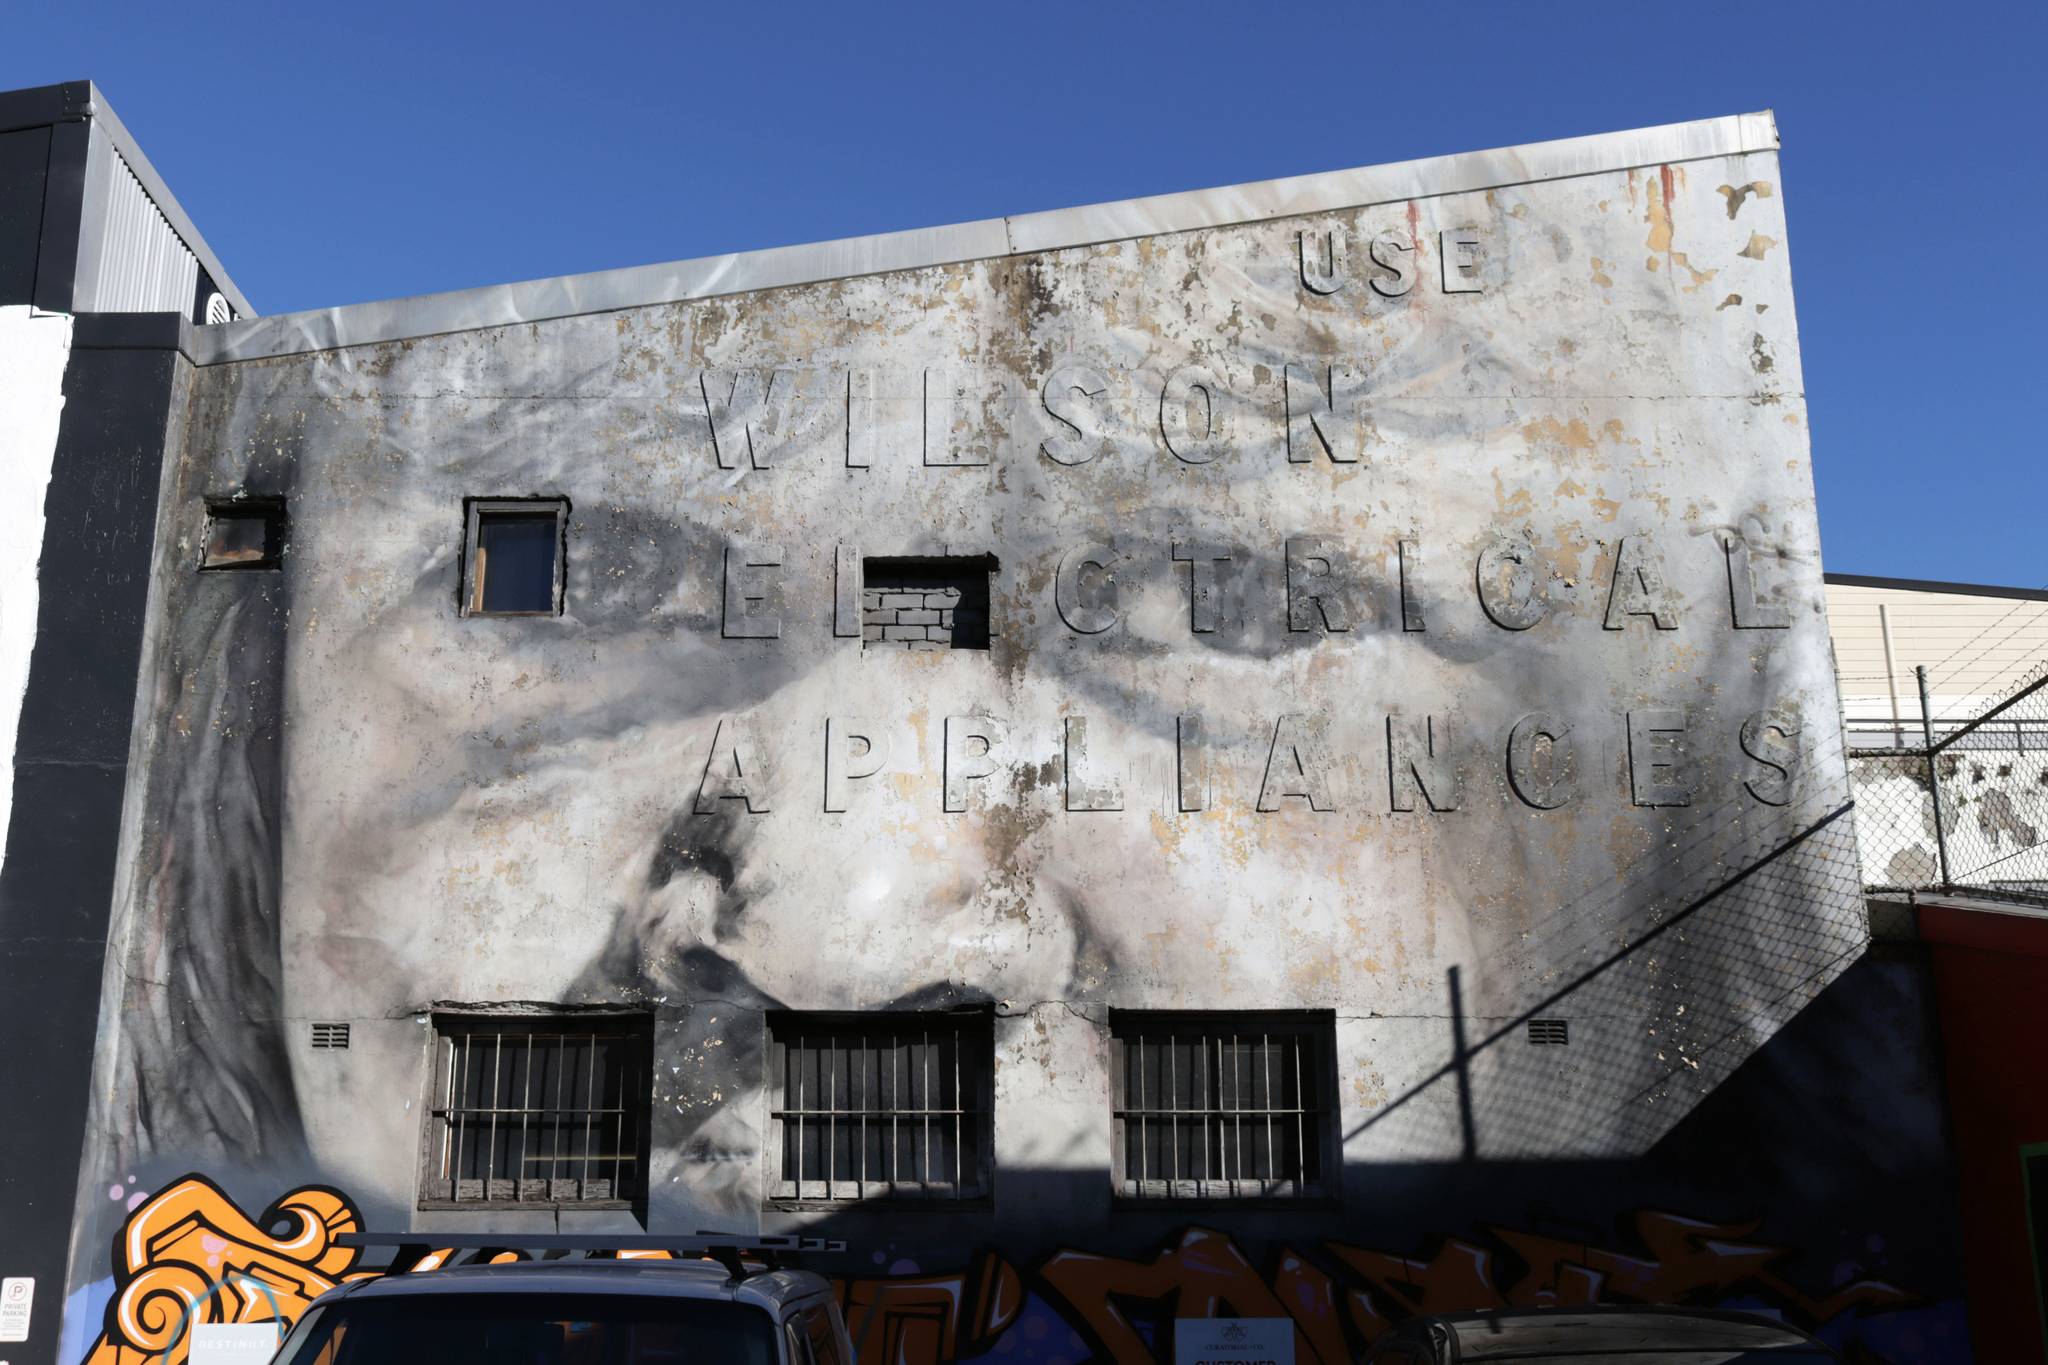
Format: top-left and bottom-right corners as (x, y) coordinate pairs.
(462, 497), (568, 616)
(767, 1010), (992, 1203)
(199, 498), (285, 570)
(421, 1014), (651, 1207)
(1110, 1011), (1338, 1201)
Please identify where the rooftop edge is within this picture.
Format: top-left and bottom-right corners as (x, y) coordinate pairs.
(191, 108), (1778, 368)
(0, 80), (256, 319)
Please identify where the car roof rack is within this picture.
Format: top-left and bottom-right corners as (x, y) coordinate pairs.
(336, 1232), (847, 1281)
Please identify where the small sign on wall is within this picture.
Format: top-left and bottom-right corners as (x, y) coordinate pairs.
(0, 1276), (32, 1342)
(1174, 1318), (1296, 1365)
(190, 1322), (282, 1364)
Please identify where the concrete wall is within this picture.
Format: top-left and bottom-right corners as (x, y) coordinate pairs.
(51, 130), (1965, 1364)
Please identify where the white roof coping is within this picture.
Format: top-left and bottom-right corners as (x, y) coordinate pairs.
(191, 110), (1778, 367)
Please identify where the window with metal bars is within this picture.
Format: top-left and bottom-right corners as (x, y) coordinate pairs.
(1109, 1011), (1338, 1201)
(420, 1014), (652, 1208)
(766, 1011), (992, 1203)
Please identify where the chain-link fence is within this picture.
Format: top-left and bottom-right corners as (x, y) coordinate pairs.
(1847, 662), (2048, 905)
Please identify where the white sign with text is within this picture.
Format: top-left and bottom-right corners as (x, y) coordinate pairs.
(190, 1322), (282, 1364)
(0, 1276), (33, 1343)
(1175, 1318), (1295, 1365)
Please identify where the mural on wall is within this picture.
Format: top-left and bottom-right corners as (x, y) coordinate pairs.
(55, 123), (1970, 1365)
(79, 1175), (1933, 1365)
(80, 1177), (358, 1365)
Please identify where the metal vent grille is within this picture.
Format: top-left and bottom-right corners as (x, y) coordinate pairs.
(310, 1022), (350, 1050)
(1527, 1019), (1569, 1046)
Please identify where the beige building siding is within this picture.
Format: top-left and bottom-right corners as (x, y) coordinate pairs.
(1826, 574), (2048, 732)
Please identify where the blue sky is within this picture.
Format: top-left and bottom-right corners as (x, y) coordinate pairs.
(9, 0), (2041, 585)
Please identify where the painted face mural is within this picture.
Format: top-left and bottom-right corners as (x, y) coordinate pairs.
(65, 122), (1961, 1365)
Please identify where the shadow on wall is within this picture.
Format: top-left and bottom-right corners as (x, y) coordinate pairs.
(73, 953), (1967, 1365)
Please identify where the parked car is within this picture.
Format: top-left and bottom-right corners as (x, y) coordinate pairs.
(269, 1254), (853, 1365)
(1360, 1307), (1839, 1365)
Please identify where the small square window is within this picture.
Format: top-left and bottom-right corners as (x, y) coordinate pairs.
(1110, 1010), (1338, 1202)
(463, 498), (567, 616)
(199, 499), (285, 571)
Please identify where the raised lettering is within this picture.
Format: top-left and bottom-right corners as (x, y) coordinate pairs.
(1160, 366), (1227, 465)
(1740, 711), (1802, 806)
(1627, 708), (1692, 807)
(1064, 716), (1124, 812)
(696, 718), (768, 813)
(701, 369), (793, 471)
(1258, 715), (1333, 812)
(1476, 536), (1546, 631)
(1604, 536), (1681, 631)
(846, 368), (877, 469)
(1056, 544), (1123, 634)
(1285, 362), (1365, 465)
(833, 544), (860, 638)
(1176, 714), (1208, 812)
(1441, 226), (1484, 294)
(943, 715), (1004, 812)
(1398, 538), (1426, 632)
(1299, 228), (1346, 295)
(1388, 714), (1462, 812)
(1506, 711), (1575, 810)
(824, 716), (889, 812)
(1287, 536), (1351, 633)
(1724, 533), (1792, 629)
(925, 367), (991, 467)
(722, 542), (783, 639)
(1041, 364), (1113, 466)
(1173, 541), (1233, 634)
(1368, 229), (1416, 298)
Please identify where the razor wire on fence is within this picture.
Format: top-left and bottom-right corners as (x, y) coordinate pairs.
(1846, 662), (2048, 905)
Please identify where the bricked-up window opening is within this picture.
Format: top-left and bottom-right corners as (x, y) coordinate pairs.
(1528, 1018), (1569, 1046)
(861, 556), (993, 650)
(462, 498), (568, 616)
(199, 499), (285, 570)
(766, 1010), (993, 1202)
(1109, 1011), (1338, 1201)
(422, 1014), (651, 1207)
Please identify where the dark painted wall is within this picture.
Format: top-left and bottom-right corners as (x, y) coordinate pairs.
(0, 316), (186, 1365)
(1920, 902), (2048, 1364)
(0, 125), (51, 302)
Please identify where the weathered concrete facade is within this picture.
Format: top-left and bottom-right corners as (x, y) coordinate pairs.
(11, 110), (1972, 1364)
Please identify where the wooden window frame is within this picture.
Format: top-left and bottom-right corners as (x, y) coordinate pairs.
(460, 496), (568, 617)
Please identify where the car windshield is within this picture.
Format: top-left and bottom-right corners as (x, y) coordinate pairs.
(273, 1291), (779, 1365)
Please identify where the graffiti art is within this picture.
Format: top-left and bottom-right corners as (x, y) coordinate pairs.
(80, 1175), (1929, 1365)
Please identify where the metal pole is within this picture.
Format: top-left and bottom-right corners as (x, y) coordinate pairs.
(1880, 604), (1904, 746)
(1917, 666), (1953, 890)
